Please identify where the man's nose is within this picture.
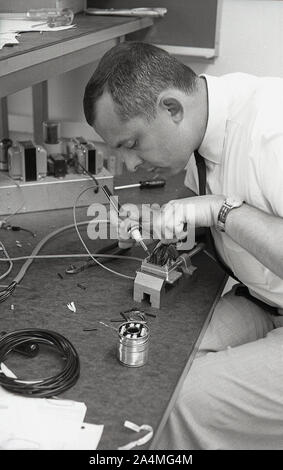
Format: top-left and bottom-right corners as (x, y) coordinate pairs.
(123, 153), (143, 172)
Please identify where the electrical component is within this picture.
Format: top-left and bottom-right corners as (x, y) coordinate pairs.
(134, 243), (205, 308)
(0, 222), (35, 237)
(7, 141), (47, 182)
(43, 120), (62, 155)
(47, 154), (67, 178)
(75, 138), (104, 175)
(148, 242), (179, 266)
(0, 329), (80, 397)
(0, 138), (12, 171)
(0, 167), (113, 214)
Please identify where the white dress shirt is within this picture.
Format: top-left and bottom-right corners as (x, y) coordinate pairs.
(185, 73), (283, 308)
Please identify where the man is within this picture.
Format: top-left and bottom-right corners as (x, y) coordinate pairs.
(83, 42), (283, 449)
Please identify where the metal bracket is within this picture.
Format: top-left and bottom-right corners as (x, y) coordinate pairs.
(133, 242), (204, 309)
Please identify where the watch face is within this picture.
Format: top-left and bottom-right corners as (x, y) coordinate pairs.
(226, 196), (243, 208)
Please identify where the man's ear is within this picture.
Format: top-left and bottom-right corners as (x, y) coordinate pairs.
(158, 95), (184, 123)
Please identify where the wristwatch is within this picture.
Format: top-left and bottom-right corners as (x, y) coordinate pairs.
(217, 196), (244, 232)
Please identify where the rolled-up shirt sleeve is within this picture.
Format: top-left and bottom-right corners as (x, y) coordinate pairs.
(259, 135), (283, 218)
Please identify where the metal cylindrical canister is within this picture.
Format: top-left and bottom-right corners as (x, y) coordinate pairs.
(117, 322), (149, 367)
(0, 138), (12, 171)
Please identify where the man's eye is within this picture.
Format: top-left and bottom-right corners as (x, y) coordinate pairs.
(126, 141), (137, 150)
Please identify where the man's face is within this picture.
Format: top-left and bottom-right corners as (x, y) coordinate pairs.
(93, 92), (198, 175)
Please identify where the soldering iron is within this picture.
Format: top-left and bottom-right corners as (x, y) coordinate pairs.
(77, 162), (150, 256)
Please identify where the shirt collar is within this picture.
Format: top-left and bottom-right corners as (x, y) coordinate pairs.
(198, 74), (228, 165)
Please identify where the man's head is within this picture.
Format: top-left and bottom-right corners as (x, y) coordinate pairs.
(84, 42), (207, 173)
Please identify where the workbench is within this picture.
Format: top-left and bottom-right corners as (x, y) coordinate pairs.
(0, 13), (153, 141)
(0, 14), (226, 449)
(0, 170), (226, 449)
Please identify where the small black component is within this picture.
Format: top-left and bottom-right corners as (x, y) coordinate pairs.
(87, 147), (97, 174)
(44, 121), (60, 144)
(14, 341), (40, 358)
(47, 154), (67, 177)
(21, 140), (37, 182)
(145, 312), (157, 318)
(77, 283), (86, 290)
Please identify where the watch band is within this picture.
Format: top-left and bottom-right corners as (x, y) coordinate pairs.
(217, 198), (244, 232)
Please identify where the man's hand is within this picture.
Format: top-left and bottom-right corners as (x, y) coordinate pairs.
(112, 195), (225, 245)
(159, 195), (225, 239)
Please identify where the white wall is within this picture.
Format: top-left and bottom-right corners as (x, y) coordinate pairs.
(187, 0), (283, 77)
(8, 0), (283, 138)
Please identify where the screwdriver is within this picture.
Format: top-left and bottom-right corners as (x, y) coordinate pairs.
(115, 179), (166, 190)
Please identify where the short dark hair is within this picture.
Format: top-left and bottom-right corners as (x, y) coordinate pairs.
(83, 42), (198, 126)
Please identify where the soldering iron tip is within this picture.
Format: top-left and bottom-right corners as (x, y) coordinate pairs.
(139, 240), (150, 256)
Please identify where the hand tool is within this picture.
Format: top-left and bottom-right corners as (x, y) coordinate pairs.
(114, 179), (166, 190)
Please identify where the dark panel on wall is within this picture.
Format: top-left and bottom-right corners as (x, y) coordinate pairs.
(86, 0), (219, 49)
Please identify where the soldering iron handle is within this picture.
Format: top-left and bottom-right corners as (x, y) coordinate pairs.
(102, 185), (122, 211)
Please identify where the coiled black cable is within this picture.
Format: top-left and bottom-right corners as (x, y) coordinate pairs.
(0, 329), (80, 397)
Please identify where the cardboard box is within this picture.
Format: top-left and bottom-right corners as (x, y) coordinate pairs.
(1, 1), (84, 14)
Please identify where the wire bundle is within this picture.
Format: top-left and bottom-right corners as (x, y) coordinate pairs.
(0, 329), (80, 397)
(0, 281), (17, 303)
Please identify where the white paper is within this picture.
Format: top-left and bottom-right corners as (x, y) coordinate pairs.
(0, 19), (76, 34)
(0, 372), (103, 450)
(63, 423), (104, 450)
(0, 18), (76, 50)
(0, 33), (19, 50)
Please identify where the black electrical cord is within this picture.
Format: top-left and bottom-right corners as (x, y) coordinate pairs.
(0, 329), (80, 397)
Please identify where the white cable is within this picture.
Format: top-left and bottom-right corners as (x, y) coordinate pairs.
(0, 253), (142, 262)
(0, 185), (138, 295)
(0, 241), (13, 280)
(117, 421), (153, 450)
(1, 217), (137, 294)
(11, 220), (96, 285)
(73, 186), (135, 280)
